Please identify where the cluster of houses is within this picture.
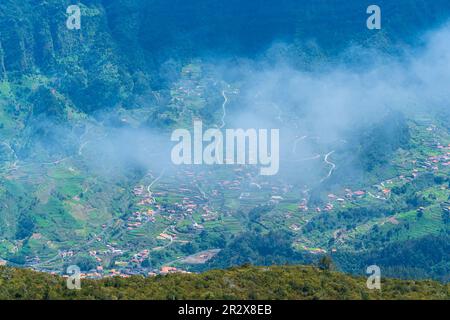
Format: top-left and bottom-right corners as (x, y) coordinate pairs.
(200, 205), (219, 222)
(172, 83), (204, 105)
(59, 250), (74, 258)
(301, 190), (368, 214)
(28, 132), (450, 279)
(130, 249), (150, 264)
(133, 185), (155, 206)
(178, 199), (198, 214)
(169, 65), (211, 114)
(158, 266), (191, 275)
(127, 209), (155, 230)
(427, 144), (450, 169)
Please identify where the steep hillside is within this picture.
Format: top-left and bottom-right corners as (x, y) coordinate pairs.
(2, 0), (450, 114)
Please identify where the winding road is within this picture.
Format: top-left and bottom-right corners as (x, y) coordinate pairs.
(219, 90), (228, 129)
(147, 169), (166, 199)
(1, 142), (17, 161)
(320, 151), (336, 183)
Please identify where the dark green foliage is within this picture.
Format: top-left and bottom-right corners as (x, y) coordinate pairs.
(318, 256), (334, 271)
(203, 230), (312, 270)
(334, 235), (450, 283)
(0, 265), (448, 300)
(15, 213), (35, 240)
(64, 255), (97, 272)
(360, 112), (410, 171)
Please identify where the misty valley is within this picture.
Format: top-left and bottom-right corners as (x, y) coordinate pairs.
(170, 120), (280, 175)
(0, 0), (449, 300)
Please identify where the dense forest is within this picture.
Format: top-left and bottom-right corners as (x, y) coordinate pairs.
(197, 231), (449, 283)
(0, 264), (448, 300)
(334, 235), (450, 283)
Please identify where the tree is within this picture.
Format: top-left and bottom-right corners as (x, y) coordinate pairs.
(417, 209), (424, 219)
(442, 210), (450, 224)
(318, 255), (334, 271)
(141, 259), (151, 268)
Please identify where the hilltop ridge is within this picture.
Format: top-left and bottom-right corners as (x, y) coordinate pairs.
(0, 264), (448, 300)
